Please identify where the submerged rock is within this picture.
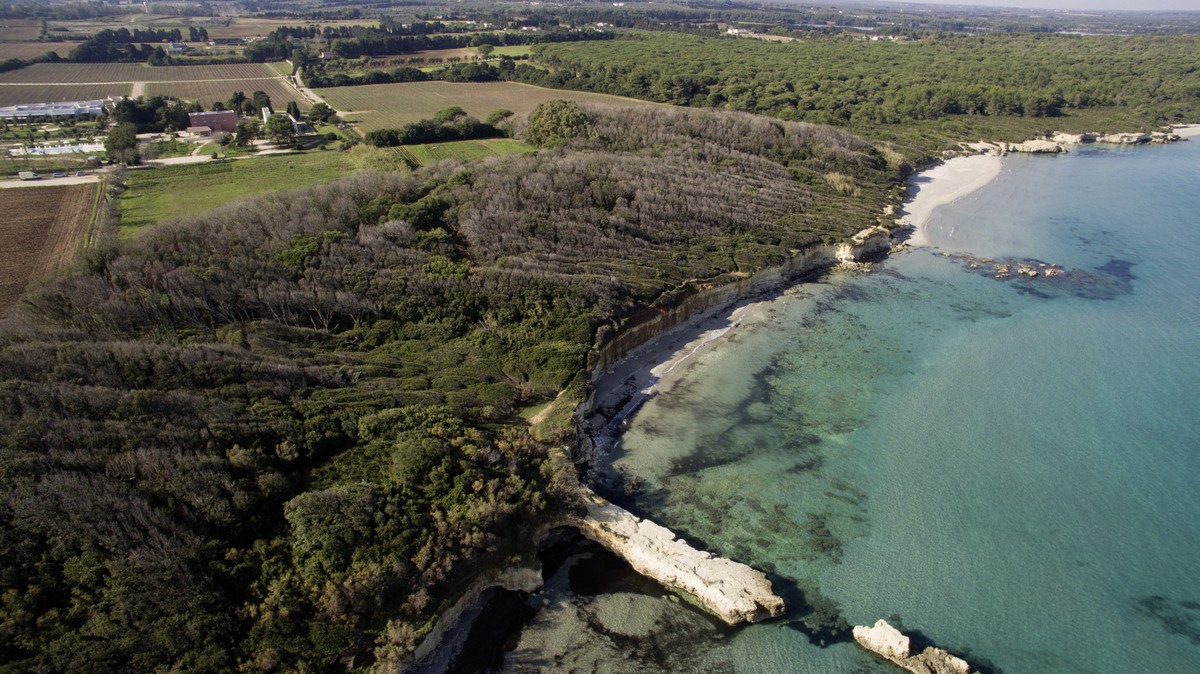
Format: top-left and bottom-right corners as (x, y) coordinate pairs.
(853, 619), (974, 674)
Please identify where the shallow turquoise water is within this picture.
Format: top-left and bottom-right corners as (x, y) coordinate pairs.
(505, 140), (1200, 672)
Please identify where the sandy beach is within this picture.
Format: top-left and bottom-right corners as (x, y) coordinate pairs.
(900, 154), (1003, 247)
(584, 296), (779, 458)
(582, 152), (1003, 460)
(1174, 124), (1200, 139)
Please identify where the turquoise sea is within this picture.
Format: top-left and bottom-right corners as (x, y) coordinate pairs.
(502, 139), (1200, 673)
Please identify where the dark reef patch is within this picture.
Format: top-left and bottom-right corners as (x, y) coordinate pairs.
(940, 251), (1136, 300)
(1135, 594), (1200, 646)
(1096, 257), (1136, 282)
(773, 577), (852, 647)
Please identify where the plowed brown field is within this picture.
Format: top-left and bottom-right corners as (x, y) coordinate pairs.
(0, 182), (97, 315)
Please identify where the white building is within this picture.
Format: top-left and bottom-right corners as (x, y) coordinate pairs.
(0, 99), (113, 120)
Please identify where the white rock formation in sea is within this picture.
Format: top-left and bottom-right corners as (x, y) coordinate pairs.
(1000, 139), (1064, 154)
(854, 619), (911, 660)
(1097, 132), (1150, 144)
(837, 225), (893, 263)
(573, 489), (786, 624)
(853, 619), (974, 674)
(1052, 132), (1095, 144)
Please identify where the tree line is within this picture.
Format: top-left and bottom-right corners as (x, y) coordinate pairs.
(246, 23), (613, 62)
(520, 32), (1200, 129)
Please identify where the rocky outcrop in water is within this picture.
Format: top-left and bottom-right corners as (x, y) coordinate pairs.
(942, 251), (1134, 300)
(1001, 139), (1064, 154)
(854, 619), (973, 674)
(952, 129), (1185, 159)
(1052, 131), (1182, 145)
(573, 489), (786, 625)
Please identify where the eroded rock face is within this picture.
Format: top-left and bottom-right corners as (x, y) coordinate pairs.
(573, 489), (786, 625)
(853, 619), (973, 674)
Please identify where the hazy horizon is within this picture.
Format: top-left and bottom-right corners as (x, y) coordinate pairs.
(891, 0), (1199, 11)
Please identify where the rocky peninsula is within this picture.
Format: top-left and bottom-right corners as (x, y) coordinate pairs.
(572, 488), (786, 625)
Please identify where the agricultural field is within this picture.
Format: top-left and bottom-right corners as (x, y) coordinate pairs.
(50, 14), (195, 37)
(315, 81), (662, 133)
(201, 17), (376, 40)
(0, 84), (131, 107)
(0, 19), (42, 42)
(0, 42), (82, 59)
(118, 151), (356, 235)
(0, 62), (282, 84)
(0, 182), (99, 314)
(377, 47), (478, 63)
(483, 45), (533, 57)
(146, 78), (308, 110)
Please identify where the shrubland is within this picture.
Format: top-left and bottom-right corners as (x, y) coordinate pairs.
(0, 102), (895, 671)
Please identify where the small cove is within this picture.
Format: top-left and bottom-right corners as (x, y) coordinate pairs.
(503, 140), (1200, 672)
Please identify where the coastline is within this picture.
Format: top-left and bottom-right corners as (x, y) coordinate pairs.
(899, 154), (1003, 247)
(412, 122), (1199, 672)
(1174, 123), (1200, 138)
(583, 149), (1010, 458)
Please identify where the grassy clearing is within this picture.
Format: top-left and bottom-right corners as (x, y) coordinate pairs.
(406, 138), (533, 164)
(118, 151), (355, 235)
(481, 45), (532, 57)
(267, 61), (294, 77)
(315, 81), (661, 133)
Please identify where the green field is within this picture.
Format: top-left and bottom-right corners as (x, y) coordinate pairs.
(481, 45), (532, 57)
(266, 61), (294, 77)
(314, 81), (662, 133)
(118, 152), (355, 235)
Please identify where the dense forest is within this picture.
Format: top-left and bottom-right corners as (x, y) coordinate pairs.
(522, 32), (1200, 130)
(0, 104), (896, 671)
